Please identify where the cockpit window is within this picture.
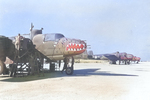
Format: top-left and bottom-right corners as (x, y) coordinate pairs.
(44, 34), (55, 41)
(44, 33), (64, 41)
(55, 34), (64, 40)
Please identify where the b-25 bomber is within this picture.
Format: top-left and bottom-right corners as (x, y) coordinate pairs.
(30, 24), (87, 74)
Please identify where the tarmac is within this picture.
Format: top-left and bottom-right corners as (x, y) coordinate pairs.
(0, 61), (150, 100)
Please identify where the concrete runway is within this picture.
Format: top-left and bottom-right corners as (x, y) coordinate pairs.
(0, 62), (150, 100)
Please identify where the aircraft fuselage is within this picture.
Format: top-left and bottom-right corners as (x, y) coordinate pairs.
(32, 33), (86, 61)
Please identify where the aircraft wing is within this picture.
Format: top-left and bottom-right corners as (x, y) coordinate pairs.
(103, 54), (119, 62)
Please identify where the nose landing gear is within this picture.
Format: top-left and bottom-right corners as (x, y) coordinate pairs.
(62, 56), (74, 75)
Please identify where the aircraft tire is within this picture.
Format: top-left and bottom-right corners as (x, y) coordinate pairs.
(109, 61), (112, 64)
(119, 60), (121, 65)
(127, 61), (130, 65)
(128, 60), (130, 64)
(9, 64), (15, 77)
(112, 61), (116, 64)
(125, 61), (127, 65)
(66, 67), (73, 75)
(50, 63), (55, 72)
(0, 60), (5, 75)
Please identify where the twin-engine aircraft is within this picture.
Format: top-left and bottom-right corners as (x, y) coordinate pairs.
(90, 51), (140, 65)
(28, 24), (86, 74)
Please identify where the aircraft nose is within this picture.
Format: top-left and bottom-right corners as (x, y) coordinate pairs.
(66, 40), (86, 55)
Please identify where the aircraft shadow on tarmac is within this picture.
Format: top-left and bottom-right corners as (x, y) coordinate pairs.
(0, 68), (138, 82)
(73, 69), (138, 77)
(135, 68), (150, 72)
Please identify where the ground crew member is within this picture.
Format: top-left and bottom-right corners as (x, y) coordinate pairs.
(15, 33), (23, 50)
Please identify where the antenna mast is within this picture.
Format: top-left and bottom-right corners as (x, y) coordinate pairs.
(30, 23), (34, 39)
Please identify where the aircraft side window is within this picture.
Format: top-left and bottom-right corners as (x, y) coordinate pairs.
(44, 34), (64, 42)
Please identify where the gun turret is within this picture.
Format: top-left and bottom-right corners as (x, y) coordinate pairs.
(30, 23), (43, 40)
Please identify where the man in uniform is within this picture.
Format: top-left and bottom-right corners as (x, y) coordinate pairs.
(15, 33), (23, 50)
(15, 34), (21, 50)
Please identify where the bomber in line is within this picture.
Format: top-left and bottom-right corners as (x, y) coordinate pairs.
(88, 51), (141, 65)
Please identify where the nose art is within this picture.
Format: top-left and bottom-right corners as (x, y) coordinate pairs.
(66, 42), (86, 53)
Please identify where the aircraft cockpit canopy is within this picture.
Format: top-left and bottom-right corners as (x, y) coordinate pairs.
(44, 33), (65, 41)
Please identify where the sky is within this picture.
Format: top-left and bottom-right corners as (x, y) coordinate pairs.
(0, 0), (150, 61)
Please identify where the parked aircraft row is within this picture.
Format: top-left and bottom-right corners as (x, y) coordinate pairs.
(88, 51), (141, 65)
(0, 23), (141, 76)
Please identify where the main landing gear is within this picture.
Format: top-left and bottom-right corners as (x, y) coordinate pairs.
(109, 61), (116, 64)
(62, 56), (74, 75)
